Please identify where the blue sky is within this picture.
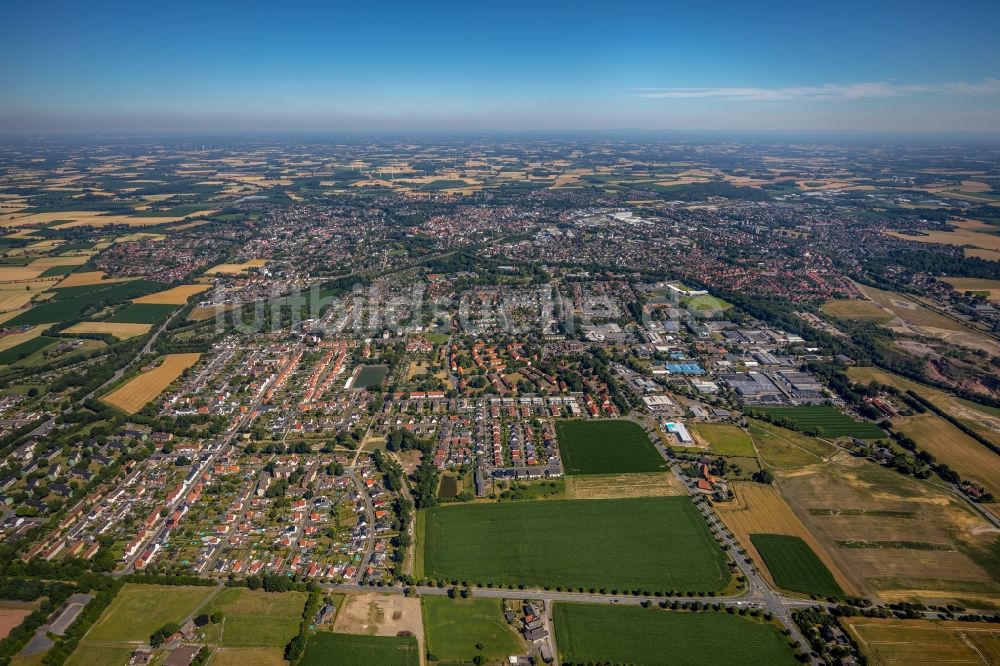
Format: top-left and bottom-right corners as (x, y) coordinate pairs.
(2, 0), (999, 133)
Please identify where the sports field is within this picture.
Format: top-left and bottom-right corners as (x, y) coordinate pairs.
(133, 283), (210, 305)
(419, 497), (730, 592)
(748, 420), (836, 469)
(353, 364), (388, 388)
(821, 299), (892, 322)
(556, 419), (667, 475)
(64, 321), (152, 339)
(421, 597), (522, 663)
(753, 406), (883, 438)
(844, 617), (1000, 665)
(83, 584), (216, 643)
(692, 423), (756, 456)
(553, 604), (798, 665)
(205, 587), (307, 648)
(750, 534), (843, 597)
(299, 632), (419, 666)
(102, 352), (200, 413)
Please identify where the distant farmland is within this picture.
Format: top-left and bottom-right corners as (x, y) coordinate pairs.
(107, 302), (177, 324)
(556, 419), (667, 475)
(752, 406), (884, 439)
(102, 353), (200, 413)
(419, 497), (730, 593)
(553, 603), (798, 665)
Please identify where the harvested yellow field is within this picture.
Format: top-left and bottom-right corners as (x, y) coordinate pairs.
(965, 247), (1000, 262)
(941, 277), (1000, 302)
(565, 472), (686, 499)
(717, 482), (854, 594)
(113, 232), (166, 243)
(0, 326), (42, 352)
(887, 219), (1000, 253)
(844, 617), (1000, 665)
(52, 210), (217, 229)
(27, 255), (88, 268)
(133, 284), (210, 305)
(55, 271), (131, 288)
(64, 322), (152, 339)
(778, 453), (999, 605)
(187, 305), (230, 321)
(205, 259), (268, 275)
(102, 353), (200, 413)
(0, 280), (54, 310)
(0, 266), (43, 281)
(894, 411), (1000, 513)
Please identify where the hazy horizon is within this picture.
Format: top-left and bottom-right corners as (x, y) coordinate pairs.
(2, 0), (999, 134)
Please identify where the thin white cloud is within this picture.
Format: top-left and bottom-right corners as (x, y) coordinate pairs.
(635, 78), (1000, 102)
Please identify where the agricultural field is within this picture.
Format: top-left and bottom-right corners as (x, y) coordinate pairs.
(941, 277), (1000, 302)
(692, 423), (757, 457)
(102, 352), (201, 413)
(750, 534), (843, 597)
(106, 302), (177, 324)
(564, 471), (686, 499)
(0, 335), (57, 365)
(299, 632), (419, 666)
(63, 322), (152, 339)
(419, 497), (730, 593)
(886, 218), (1000, 263)
(717, 482), (853, 594)
(556, 419), (667, 475)
(83, 584), (217, 643)
(552, 603), (798, 665)
(777, 453), (1000, 607)
(421, 597), (523, 664)
(844, 617), (1000, 665)
(205, 258), (268, 275)
(821, 299), (892, 322)
(205, 587), (307, 648)
(132, 283), (210, 305)
(64, 644), (133, 666)
(3, 279), (163, 326)
(207, 648), (287, 666)
(748, 420), (837, 470)
(752, 406), (884, 439)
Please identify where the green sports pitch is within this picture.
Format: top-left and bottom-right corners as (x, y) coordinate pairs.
(556, 419), (667, 475)
(419, 496), (730, 593)
(299, 632), (418, 666)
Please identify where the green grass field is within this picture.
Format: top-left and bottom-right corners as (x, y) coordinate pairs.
(299, 632), (419, 666)
(354, 364), (388, 388)
(5, 279), (163, 326)
(748, 420), (837, 469)
(39, 264), (77, 277)
(750, 534), (844, 597)
(752, 406), (884, 439)
(64, 644), (133, 666)
(0, 336), (58, 365)
(106, 302), (177, 324)
(693, 423), (756, 456)
(422, 597), (523, 663)
(84, 584), (216, 643)
(556, 419), (667, 475)
(420, 497), (730, 593)
(553, 604), (797, 665)
(206, 587), (307, 648)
